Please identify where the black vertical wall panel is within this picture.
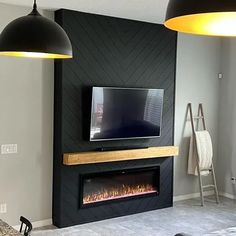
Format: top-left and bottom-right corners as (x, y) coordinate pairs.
(54, 9), (177, 228)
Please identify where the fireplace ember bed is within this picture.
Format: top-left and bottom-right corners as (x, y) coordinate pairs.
(80, 166), (160, 208)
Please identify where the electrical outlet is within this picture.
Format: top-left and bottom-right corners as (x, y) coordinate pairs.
(0, 203), (7, 214)
(231, 177), (236, 184)
(1, 144), (17, 154)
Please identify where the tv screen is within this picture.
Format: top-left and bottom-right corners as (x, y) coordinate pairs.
(90, 87), (164, 141)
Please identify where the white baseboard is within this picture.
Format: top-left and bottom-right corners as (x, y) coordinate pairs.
(219, 191), (236, 200)
(174, 190), (236, 202)
(13, 218), (52, 230)
(173, 190), (214, 202)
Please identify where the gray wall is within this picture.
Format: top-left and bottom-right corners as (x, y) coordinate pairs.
(217, 38), (236, 197)
(0, 3), (222, 225)
(0, 3), (54, 226)
(174, 34), (221, 196)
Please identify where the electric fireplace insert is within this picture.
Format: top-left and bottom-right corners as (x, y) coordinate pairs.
(80, 166), (160, 208)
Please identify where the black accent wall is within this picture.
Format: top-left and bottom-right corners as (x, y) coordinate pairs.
(54, 9), (177, 228)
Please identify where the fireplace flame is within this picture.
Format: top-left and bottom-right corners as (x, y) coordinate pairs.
(83, 184), (157, 204)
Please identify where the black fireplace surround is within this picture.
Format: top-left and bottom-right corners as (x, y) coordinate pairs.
(53, 9), (177, 228)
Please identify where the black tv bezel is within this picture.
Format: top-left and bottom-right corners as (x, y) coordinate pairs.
(89, 86), (164, 142)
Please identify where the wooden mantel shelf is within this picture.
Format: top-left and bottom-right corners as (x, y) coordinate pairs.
(63, 146), (179, 165)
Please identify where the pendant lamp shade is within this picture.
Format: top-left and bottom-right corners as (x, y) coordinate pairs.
(0, 1), (72, 59)
(164, 0), (236, 36)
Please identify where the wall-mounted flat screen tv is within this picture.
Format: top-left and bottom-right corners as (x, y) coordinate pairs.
(90, 87), (164, 141)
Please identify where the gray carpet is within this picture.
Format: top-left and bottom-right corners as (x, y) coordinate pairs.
(32, 196), (236, 236)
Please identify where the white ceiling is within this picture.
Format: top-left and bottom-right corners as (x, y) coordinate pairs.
(0, 0), (169, 24)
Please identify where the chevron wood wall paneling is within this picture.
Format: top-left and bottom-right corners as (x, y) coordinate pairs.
(53, 9), (177, 227)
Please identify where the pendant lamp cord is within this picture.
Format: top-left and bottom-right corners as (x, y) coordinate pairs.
(33, 0), (37, 10)
(29, 0), (40, 16)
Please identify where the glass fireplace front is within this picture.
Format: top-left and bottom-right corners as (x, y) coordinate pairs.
(80, 166), (160, 207)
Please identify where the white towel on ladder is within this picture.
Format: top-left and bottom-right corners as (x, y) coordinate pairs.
(188, 130), (213, 176)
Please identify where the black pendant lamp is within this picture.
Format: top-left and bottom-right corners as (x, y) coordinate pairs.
(0, 0), (72, 58)
(165, 0), (236, 36)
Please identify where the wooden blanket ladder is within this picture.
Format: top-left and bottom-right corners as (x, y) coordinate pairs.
(187, 103), (219, 206)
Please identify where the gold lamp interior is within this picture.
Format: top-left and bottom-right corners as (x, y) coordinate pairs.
(0, 51), (72, 59)
(165, 12), (236, 36)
